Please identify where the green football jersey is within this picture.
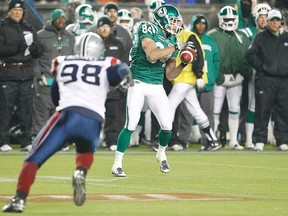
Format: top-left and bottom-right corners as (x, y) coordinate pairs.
(129, 21), (178, 84)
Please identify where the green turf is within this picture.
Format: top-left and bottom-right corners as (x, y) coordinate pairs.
(0, 144), (288, 215)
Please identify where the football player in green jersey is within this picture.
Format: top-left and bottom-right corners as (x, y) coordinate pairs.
(112, 4), (186, 177)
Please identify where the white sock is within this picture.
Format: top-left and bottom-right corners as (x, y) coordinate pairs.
(228, 113), (239, 144)
(134, 125), (142, 134)
(245, 123), (254, 145)
(113, 151), (125, 168)
(157, 145), (167, 161)
(213, 114), (220, 133)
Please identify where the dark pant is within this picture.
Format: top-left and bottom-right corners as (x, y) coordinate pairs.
(104, 90), (127, 147)
(32, 84), (55, 137)
(253, 75), (288, 146)
(0, 80), (34, 147)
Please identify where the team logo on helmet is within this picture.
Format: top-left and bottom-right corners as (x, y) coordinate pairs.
(153, 4), (183, 36)
(157, 7), (167, 17)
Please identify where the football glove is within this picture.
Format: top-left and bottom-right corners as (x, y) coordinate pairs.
(222, 74), (243, 87)
(196, 78), (206, 93)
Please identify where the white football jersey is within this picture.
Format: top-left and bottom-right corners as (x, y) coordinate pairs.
(52, 55), (120, 119)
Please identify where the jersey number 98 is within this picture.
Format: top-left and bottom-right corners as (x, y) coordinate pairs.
(61, 64), (101, 85)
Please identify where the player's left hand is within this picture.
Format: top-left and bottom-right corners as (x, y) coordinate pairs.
(196, 78), (206, 93)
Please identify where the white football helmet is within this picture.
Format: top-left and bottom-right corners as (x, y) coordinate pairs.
(253, 3), (271, 20)
(74, 32), (105, 58)
(117, 9), (134, 33)
(75, 4), (96, 25)
(148, 0), (165, 22)
(218, 6), (239, 31)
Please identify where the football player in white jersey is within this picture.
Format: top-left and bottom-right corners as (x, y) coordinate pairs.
(2, 32), (132, 213)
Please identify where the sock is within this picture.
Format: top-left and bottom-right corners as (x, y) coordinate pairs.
(134, 125), (142, 134)
(116, 128), (133, 153)
(245, 123), (254, 145)
(17, 162), (38, 196)
(213, 113), (220, 133)
(158, 129), (171, 147)
(113, 151), (125, 168)
(228, 112), (239, 144)
(245, 110), (255, 123)
(157, 145), (167, 161)
(76, 152), (93, 171)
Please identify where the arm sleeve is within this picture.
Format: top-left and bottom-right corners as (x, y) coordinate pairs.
(245, 35), (264, 72)
(212, 39), (220, 80)
(106, 63), (131, 87)
(0, 22), (18, 57)
(51, 79), (59, 107)
(187, 34), (205, 79)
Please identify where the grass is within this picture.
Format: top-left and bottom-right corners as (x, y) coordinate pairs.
(0, 144), (288, 215)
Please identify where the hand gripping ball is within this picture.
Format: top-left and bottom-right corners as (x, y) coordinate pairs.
(179, 47), (197, 64)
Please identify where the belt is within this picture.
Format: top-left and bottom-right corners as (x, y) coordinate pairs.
(3, 63), (31, 68)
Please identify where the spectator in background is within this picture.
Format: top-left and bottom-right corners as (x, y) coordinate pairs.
(189, 14), (220, 149)
(0, 0), (43, 152)
(130, 7), (143, 22)
(246, 9), (288, 151)
(32, 9), (75, 145)
(66, 4), (97, 38)
(207, 6), (251, 150)
(90, 2), (132, 152)
(168, 28), (221, 152)
(235, 0), (256, 28)
(95, 15), (126, 151)
(241, 3), (271, 149)
(117, 9), (133, 37)
(103, 2), (132, 65)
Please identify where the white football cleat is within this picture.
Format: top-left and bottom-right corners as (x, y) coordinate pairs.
(111, 166), (126, 177)
(254, 143), (264, 151)
(279, 144), (288, 151)
(156, 151), (170, 173)
(229, 143), (244, 150)
(0, 144), (12, 152)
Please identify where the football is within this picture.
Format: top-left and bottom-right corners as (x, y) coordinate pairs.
(179, 47), (197, 64)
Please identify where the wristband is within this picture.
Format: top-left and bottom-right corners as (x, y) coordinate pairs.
(174, 43), (179, 51)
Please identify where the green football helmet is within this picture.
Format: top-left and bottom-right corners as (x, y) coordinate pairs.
(75, 4), (96, 25)
(153, 4), (183, 36)
(148, 0), (165, 22)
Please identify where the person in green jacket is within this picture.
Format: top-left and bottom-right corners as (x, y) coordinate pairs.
(189, 14), (220, 149)
(207, 5), (252, 150)
(235, 0), (256, 29)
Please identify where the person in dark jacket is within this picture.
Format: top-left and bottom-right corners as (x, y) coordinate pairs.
(32, 9), (75, 144)
(95, 15), (126, 151)
(0, 0), (43, 152)
(246, 9), (288, 151)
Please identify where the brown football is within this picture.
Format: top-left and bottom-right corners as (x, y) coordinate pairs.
(180, 47), (197, 64)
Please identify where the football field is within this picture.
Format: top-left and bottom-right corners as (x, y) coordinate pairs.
(1, 144), (288, 215)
